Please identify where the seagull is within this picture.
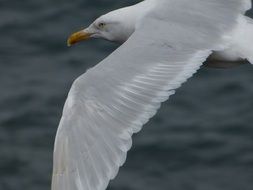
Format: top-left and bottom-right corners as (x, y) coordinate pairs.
(52, 0), (253, 190)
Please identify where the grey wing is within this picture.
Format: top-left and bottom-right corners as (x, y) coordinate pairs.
(52, 1), (251, 190)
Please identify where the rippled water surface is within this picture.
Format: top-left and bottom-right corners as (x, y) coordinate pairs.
(0, 1), (253, 190)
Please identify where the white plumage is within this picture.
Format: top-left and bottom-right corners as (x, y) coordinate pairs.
(52, 0), (253, 190)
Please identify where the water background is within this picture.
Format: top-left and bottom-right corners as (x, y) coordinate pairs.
(0, 0), (253, 189)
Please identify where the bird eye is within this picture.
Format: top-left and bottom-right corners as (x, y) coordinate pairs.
(98, 22), (106, 28)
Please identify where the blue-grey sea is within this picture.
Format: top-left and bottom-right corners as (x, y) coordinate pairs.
(1, 0), (253, 190)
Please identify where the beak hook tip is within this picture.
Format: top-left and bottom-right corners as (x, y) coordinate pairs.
(67, 38), (74, 47)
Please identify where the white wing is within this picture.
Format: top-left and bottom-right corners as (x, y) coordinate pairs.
(52, 1), (251, 190)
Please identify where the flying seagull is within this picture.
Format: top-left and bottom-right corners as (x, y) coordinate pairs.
(52, 0), (253, 190)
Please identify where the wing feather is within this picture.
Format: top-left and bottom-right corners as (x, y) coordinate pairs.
(52, 0), (250, 190)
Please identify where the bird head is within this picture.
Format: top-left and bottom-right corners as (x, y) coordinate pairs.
(67, 8), (136, 46)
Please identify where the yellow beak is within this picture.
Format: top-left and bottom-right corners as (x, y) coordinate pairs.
(67, 30), (92, 46)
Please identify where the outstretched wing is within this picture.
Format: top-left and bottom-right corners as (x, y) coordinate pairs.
(52, 1), (251, 190)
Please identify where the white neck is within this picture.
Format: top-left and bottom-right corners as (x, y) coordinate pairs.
(103, 0), (154, 43)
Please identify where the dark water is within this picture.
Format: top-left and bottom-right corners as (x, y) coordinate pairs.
(1, 0), (253, 190)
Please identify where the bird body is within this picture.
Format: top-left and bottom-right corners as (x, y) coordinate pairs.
(79, 0), (253, 65)
(53, 1), (253, 190)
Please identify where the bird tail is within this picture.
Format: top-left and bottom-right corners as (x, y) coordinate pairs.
(245, 17), (253, 63)
(235, 16), (253, 64)
(244, 0), (252, 11)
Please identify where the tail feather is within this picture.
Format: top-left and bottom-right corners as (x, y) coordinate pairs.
(243, 0), (252, 11)
(244, 17), (253, 64)
(233, 16), (253, 64)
